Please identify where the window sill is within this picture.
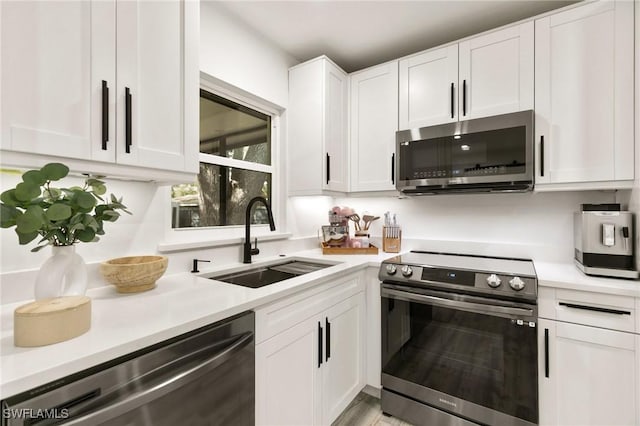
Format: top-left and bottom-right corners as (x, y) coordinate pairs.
(157, 232), (293, 253)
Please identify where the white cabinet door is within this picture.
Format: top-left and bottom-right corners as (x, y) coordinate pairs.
(324, 60), (349, 192)
(0, 1), (115, 162)
(458, 22), (533, 120)
(399, 45), (458, 130)
(115, 0), (198, 174)
(539, 319), (637, 426)
(322, 292), (366, 424)
(350, 62), (398, 191)
(535, 0), (634, 185)
(288, 57), (348, 195)
(256, 316), (322, 426)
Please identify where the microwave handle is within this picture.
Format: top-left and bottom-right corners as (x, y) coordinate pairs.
(381, 287), (534, 319)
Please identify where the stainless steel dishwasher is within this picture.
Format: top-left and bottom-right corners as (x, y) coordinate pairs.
(1, 311), (254, 426)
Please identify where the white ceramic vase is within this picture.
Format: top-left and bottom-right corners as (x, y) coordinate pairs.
(34, 245), (88, 300)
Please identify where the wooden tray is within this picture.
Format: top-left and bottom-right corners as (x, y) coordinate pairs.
(321, 242), (379, 255)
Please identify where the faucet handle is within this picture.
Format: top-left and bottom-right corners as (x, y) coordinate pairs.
(253, 237), (258, 248)
(252, 238), (260, 256)
(191, 259), (211, 273)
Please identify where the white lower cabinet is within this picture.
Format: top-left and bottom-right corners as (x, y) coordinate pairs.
(538, 319), (638, 426)
(256, 314), (322, 425)
(321, 294), (365, 423)
(255, 274), (366, 426)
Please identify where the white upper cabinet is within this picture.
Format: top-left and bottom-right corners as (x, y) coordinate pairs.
(535, 0), (634, 187)
(115, 1), (198, 174)
(0, 1), (115, 162)
(0, 0), (198, 181)
(350, 62), (398, 192)
(399, 45), (458, 130)
(458, 23), (533, 120)
(288, 56), (348, 195)
(399, 22), (533, 130)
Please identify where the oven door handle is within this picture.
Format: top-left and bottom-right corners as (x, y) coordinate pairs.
(381, 287), (534, 319)
(62, 331), (253, 425)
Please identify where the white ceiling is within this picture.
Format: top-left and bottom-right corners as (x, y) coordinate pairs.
(214, 0), (577, 73)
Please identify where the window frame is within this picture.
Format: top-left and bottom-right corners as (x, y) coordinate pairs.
(162, 73), (286, 247)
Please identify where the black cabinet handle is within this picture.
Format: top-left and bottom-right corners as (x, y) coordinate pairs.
(544, 328), (549, 378)
(462, 80), (467, 116)
(450, 82), (454, 119)
(125, 87), (132, 154)
(391, 153), (395, 185)
(101, 80), (109, 150)
(325, 317), (331, 362)
(540, 136), (544, 177)
(326, 153), (330, 184)
(318, 322), (323, 368)
(559, 302), (631, 316)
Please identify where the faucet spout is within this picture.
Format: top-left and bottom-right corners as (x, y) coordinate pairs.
(244, 196), (276, 263)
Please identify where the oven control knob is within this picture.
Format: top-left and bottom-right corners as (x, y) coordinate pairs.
(486, 274), (502, 288)
(509, 276), (526, 291)
(386, 264), (397, 275)
(401, 265), (413, 277)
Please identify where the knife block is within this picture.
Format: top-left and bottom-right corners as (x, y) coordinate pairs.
(382, 226), (401, 253)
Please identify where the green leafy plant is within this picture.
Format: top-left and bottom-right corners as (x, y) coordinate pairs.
(0, 163), (131, 252)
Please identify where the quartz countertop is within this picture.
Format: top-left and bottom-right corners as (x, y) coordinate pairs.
(535, 261), (640, 297)
(0, 250), (393, 400)
(2, 247), (638, 400)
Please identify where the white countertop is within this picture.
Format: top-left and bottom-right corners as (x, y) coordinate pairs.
(1, 248), (637, 400)
(0, 250), (393, 400)
(535, 261), (640, 297)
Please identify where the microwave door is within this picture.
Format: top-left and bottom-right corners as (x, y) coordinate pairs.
(450, 126), (528, 184)
(398, 137), (451, 186)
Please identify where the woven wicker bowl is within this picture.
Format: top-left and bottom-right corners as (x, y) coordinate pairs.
(100, 255), (168, 293)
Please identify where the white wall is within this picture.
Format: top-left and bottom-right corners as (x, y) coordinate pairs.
(199, 1), (298, 108)
(322, 191), (618, 263)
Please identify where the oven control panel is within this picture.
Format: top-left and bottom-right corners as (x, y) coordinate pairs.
(475, 272), (536, 299)
(379, 264), (537, 301)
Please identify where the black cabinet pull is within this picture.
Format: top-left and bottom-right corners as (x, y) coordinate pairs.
(391, 153), (395, 185)
(544, 328), (549, 378)
(326, 153), (330, 184)
(462, 80), (467, 116)
(325, 317), (331, 362)
(101, 80), (109, 150)
(540, 136), (544, 177)
(559, 302), (631, 316)
(125, 87), (132, 153)
(450, 82), (454, 119)
(318, 322), (323, 368)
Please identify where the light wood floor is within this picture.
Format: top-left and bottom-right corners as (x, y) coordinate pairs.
(332, 392), (413, 426)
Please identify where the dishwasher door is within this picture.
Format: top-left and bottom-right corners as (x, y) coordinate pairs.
(2, 311), (254, 426)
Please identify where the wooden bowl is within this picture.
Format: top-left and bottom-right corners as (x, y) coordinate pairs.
(100, 255), (168, 293)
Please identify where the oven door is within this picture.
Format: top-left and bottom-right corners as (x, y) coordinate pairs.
(381, 284), (538, 426)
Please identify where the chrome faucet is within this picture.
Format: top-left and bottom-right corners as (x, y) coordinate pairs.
(243, 196), (276, 263)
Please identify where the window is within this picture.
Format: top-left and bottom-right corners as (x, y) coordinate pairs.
(171, 89), (275, 228)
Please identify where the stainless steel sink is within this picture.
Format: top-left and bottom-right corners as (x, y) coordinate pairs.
(210, 260), (333, 288)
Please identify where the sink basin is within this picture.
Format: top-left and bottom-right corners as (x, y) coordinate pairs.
(210, 260), (333, 288)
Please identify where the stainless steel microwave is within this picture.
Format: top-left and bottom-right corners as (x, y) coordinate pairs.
(395, 110), (534, 195)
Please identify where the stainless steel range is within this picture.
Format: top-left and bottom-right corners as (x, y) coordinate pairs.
(379, 251), (538, 426)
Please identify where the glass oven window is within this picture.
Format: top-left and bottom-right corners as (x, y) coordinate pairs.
(382, 297), (538, 423)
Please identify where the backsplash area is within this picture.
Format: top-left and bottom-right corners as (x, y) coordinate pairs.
(0, 163), (629, 302)
(331, 190), (619, 263)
